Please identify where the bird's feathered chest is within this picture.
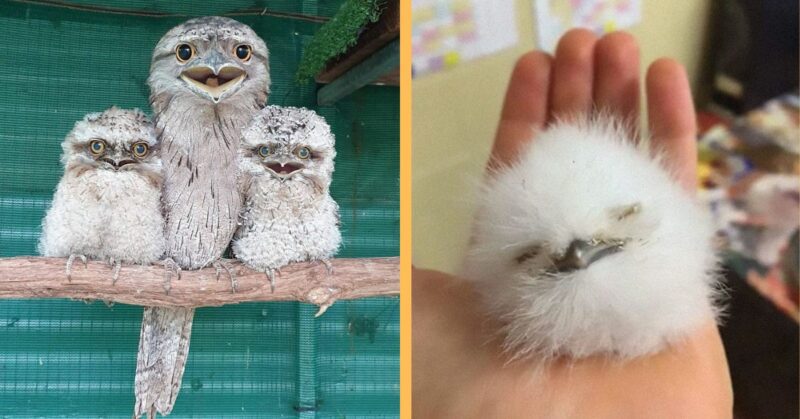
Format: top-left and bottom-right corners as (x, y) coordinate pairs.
(154, 97), (259, 268)
(233, 175), (340, 270)
(156, 99), (252, 186)
(60, 169), (161, 211)
(158, 105), (242, 207)
(241, 176), (332, 225)
(39, 169), (164, 262)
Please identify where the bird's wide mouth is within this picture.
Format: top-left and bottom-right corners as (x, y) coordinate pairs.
(180, 66), (245, 102)
(265, 162), (303, 177)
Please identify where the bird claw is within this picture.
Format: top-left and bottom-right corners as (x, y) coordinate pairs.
(108, 257), (122, 284)
(264, 269), (279, 293)
(161, 258), (182, 295)
(213, 259), (237, 293)
(320, 259), (333, 275)
(65, 254), (87, 282)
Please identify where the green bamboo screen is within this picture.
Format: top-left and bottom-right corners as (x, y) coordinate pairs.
(0, 1), (399, 417)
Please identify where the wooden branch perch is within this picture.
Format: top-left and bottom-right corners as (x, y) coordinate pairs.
(0, 257), (398, 314)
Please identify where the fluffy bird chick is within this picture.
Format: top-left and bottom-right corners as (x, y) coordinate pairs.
(38, 107), (164, 281)
(463, 117), (719, 360)
(233, 106), (341, 287)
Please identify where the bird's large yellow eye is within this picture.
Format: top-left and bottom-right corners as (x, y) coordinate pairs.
(234, 44), (252, 61)
(89, 140), (106, 155)
(132, 142), (149, 158)
(175, 43), (194, 63)
(257, 145), (272, 157)
(295, 146), (311, 159)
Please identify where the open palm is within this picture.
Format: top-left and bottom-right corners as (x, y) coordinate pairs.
(413, 30), (733, 419)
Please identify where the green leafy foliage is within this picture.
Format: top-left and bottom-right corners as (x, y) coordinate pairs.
(295, 0), (385, 84)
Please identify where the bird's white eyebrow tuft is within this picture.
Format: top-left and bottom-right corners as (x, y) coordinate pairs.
(221, 34), (252, 44)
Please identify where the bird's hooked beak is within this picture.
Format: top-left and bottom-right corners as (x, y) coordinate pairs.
(263, 155), (305, 180)
(551, 238), (627, 273)
(180, 51), (246, 103)
(99, 157), (136, 171)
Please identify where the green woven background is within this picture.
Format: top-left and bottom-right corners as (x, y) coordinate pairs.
(0, 1), (399, 417)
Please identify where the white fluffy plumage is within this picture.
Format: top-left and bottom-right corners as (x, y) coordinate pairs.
(233, 105), (341, 280)
(462, 116), (719, 360)
(39, 107), (165, 269)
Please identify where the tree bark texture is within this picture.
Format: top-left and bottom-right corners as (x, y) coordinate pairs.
(0, 257), (399, 312)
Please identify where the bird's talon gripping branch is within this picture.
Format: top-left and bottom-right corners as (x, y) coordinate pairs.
(107, 257), (121, 284)
(321, 259), (333, 275)
(265, 269), (277, 293)
(65, 254), (88, 282)
(161, 258), (182, 295)
(111, 260), (122, 284)
(213, 260), (237, 293)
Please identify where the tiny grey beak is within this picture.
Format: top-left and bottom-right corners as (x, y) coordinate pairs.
(203, 50), (228, 75)
(551, 239), (625, 273)
(100, 158), (136, 170)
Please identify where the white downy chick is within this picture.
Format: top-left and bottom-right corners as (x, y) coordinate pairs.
(462, 116), (720, 360)
(233, 106), (341, 287)
(39, 107), (164, 280)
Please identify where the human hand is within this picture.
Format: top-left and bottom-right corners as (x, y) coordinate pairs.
(412, 30), (733, 419)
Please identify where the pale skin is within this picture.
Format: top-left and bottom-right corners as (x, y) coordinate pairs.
(413, 30), (734, 418)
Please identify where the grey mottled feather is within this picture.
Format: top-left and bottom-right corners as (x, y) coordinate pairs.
(134, 307), (193, 418)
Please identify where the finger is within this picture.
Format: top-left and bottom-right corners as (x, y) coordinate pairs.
(646, 58), (697, 192)
(549, 28), (598, 120)
(490, 51), (553, 166)
(593, 31), (640, 124)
